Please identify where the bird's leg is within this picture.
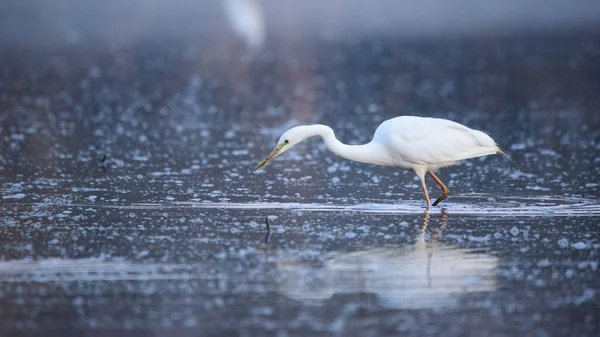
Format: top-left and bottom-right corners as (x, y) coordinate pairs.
(428, 170), (449, 206)
(417, 174), (432, 207)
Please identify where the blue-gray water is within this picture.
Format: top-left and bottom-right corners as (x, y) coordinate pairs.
(1, 2), (600, 336)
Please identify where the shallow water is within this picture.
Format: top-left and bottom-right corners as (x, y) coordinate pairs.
(1, 2), (600, 336)
(1, 206), (599, 336)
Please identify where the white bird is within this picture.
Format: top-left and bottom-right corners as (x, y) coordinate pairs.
(255, 116), (510, 206)
(224, 0), (265, 50)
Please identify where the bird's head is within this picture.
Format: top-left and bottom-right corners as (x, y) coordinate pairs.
(254, 126), (310, 171)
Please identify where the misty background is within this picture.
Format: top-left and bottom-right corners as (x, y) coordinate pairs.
(2, 0), (600, 49)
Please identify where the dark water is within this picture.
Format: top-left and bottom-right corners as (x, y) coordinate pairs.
(1, 2), (600, 336)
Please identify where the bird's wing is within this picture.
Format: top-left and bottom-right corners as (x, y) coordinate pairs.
(380, 118), (498, 165)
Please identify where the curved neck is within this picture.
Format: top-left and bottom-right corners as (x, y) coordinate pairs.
(308, 124), (385, 165)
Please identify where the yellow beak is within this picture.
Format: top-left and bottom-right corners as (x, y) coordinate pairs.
(255, 143), (287, 171)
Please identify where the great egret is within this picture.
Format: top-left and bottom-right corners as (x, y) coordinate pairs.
(255, 116), (508, 206)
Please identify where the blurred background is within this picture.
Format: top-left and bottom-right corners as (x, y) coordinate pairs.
(3, 0), (600, 45)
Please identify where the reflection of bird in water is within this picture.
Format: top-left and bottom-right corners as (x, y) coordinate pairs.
(272, 210), (498, 309)
(256, 116), (513, 206)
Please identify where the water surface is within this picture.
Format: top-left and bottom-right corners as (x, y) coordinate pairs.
(0, 3), (599, 336)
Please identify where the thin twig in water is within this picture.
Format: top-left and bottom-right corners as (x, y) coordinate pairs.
(264, 216), (271, 244)
(100, 154), (107, 172)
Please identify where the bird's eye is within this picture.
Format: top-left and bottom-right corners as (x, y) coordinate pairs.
(284, 140), (289, 144)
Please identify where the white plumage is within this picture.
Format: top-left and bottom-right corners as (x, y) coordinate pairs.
(255, 116), (506, 206)
(374, 116), (499, 168)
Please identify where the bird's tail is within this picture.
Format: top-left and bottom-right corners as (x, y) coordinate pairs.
(497, 146), (520, 170)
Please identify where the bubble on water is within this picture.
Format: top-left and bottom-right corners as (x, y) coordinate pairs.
(574, 289), (595, 305)
(112, 159), (125, 167)
(468, 235), (490, 242)
(358, 225), (370, 233)
(565, 269), (575, 278)
(571, 242), (586, 250)
(540, 149), (559, 157)
(557, 238), (569, 248)
(250, 306), (274, 316)
(345, 232), (357, 239)
(511, 143), (526, 150)
(88, 195), (97, 201)
(510, 226), (519, 236)
(72, 296), (85, 307)
(184, 317), (198, 327)
(578, 261), (591, 269)
(537, 259), (551, 267)
(232, 149), (249, 156)
(526, 185), (551, 191)
(2, 193), (26, 199)
(136, 250), (149, 258)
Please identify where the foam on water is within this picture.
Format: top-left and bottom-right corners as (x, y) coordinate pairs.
(60, 198), (599, 216)
(0, 258), (210, 282)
